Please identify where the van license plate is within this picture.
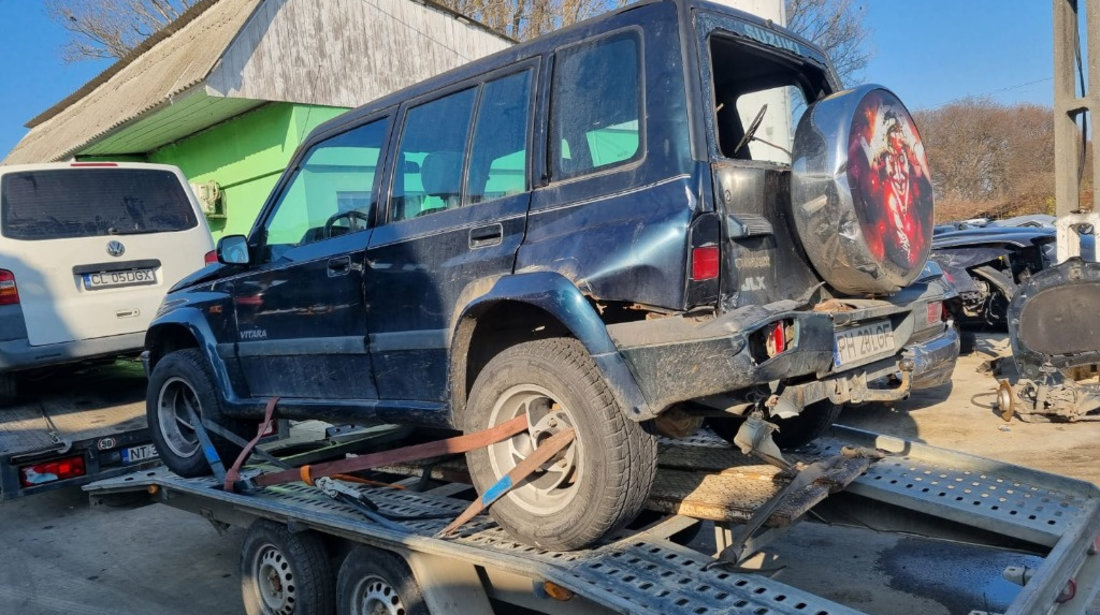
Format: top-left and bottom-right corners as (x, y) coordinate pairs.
(121, 443), (158, 463)
(834, 320), (895, 368)
(82, 268), (157, 290)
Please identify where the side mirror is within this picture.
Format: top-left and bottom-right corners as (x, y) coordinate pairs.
(217, 235), (250, 265)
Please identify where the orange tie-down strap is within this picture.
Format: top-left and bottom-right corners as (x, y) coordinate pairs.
(224, 396), (281, 492)
(245, 414), (529, 490)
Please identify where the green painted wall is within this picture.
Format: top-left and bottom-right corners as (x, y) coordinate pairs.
(148, 102), (347, 238)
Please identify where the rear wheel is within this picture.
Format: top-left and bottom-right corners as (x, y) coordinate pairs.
(240, 519), (334, 615)
(707, 400), (842, 450)
(147, 348), (251, 477)
(464, 338), (657, 551)
(337, 547), (428, 615)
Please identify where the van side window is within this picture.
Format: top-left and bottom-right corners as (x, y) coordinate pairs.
(263, 118), (388, 260)
(391, 88), (477, 221)
(551, 32), (642, 180)
(466, 70), (533, 204)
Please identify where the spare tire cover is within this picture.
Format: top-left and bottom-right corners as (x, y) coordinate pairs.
(791, 85), (934, 295)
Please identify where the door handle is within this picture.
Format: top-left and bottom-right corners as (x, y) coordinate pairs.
(469, 223), (503, 249)
(327, 255), (352, 277)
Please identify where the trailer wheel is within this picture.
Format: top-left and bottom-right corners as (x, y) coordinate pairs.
(240, 519), (334, 615)
(464, 337), (658, 551)
(337, 547), (428, 615)
(707, 401), (843, 450)
(147, 348), (250, 477)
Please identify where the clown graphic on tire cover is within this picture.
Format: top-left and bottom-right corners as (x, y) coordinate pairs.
(848, 91), (933, 272)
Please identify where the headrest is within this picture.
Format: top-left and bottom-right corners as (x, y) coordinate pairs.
(421, 151), (463, 198)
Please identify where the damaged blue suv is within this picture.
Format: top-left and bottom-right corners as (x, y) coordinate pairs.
(144, 0), (958, 550)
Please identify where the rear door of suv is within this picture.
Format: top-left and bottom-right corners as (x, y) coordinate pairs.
(364, 62), (538, 402)
(0, 163), (210, 347)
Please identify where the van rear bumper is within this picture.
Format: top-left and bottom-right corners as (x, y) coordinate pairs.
(0, 333), (146, 372)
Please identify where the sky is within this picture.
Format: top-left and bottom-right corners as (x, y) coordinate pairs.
(0, 0), (1059, 161)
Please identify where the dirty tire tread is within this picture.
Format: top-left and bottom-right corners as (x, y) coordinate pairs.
(240, 519), (334, 615)
(147, 348), (251, 478)
(336, 547), (428, 615)
(464, 337), (657, 551)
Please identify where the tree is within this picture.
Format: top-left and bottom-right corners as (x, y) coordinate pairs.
(785, 0), (871, 85)
(45, 0), (197, 62)
(914, 98), (1056, 222)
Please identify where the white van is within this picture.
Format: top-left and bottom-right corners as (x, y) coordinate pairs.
(0, 162), (214, 403)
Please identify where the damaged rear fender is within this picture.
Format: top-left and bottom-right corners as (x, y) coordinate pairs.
(449, 272), (656, 424)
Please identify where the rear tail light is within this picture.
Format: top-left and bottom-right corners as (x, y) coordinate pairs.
(691, 246), (720, 281)
(0, 269), (19, 306)
(750, 319), (795, 363)
(19, 455), (86, 488)
(204, 250), (218, 265)
(926, 300), (943, 325)
(767, 321), (786, 356)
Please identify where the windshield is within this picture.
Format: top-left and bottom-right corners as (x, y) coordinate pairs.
(1, 168), (198, 241)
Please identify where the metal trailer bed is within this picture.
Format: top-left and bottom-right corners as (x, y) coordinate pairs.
(85, 424), (1100, 615)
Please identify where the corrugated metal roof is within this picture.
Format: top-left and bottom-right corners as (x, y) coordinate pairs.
(4, 0), (264, 164)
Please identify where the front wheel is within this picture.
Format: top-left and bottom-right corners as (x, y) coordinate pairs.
(464, 338), (657, 551)
(146, 348), (251, 477)
(240, 519), (334, 615)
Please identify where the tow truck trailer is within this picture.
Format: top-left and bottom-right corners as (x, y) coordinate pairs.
(85, 421), (1100, 615)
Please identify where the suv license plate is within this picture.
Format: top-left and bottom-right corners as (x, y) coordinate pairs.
(83, 268), (157, 290)
(121, 443), (158, 463)
(834, 320), (895, 368)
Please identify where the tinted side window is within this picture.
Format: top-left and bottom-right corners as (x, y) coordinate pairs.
(551, 32), (642, 181)
(263, 118), (388, 261)
(391, 89), (477, 221)
(466, 70), (533, 204)
(1, 168), (197, 240)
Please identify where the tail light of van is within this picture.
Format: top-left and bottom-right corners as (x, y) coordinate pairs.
(204, 250), (218, 265)
(0, 269), (19, 306)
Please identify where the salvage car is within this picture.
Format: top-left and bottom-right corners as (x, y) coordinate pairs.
(143, 0), (958, 550)
(0, 162), (214, 403)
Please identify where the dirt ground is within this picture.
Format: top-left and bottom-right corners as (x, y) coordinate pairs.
(839, 333), (1100, 486)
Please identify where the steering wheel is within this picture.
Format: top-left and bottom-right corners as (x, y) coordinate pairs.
(323, 210), (370, 239)
(734, 103), (768, 157)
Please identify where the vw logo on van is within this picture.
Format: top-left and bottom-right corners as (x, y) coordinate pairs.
(106, 240), (126, 257)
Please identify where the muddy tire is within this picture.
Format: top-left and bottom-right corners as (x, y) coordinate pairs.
(337, 547), (428, 615)
(464, 338), (658, 551)
(147, 348), (251, 478)
(240, 519), (334, 615)
(708, 401), (842, 450)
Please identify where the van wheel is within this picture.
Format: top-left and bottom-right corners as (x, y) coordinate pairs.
(240, 519), (334, 615)
(464, 338), (657, 551)
(0, 373), (16, 406)
(147, 348), (250, 477)
(707, 401), (843, 450)
(337, 547), (428, 615)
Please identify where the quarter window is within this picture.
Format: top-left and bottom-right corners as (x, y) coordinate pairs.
(551, 32), (642, 180)
(263, 118), (388, 261)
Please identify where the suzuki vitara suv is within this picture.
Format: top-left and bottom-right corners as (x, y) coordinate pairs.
(143, 0), (958, 550)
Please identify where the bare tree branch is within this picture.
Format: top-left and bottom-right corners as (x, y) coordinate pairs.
(785, 0), (871, 86)
(45, 0), (197, 62)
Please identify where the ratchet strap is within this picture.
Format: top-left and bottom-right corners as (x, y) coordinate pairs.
(439, 427), (576, 536)
(223, 396), (280, 492)
(247, 414), (529, 489)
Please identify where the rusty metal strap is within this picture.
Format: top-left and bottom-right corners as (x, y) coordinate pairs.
(224, 396), (280, 492)
(248, 414), (529, 489)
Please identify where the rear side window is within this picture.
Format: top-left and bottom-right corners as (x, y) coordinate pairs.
(551, 31), (643, 181)
(1, 168), (198, 241)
